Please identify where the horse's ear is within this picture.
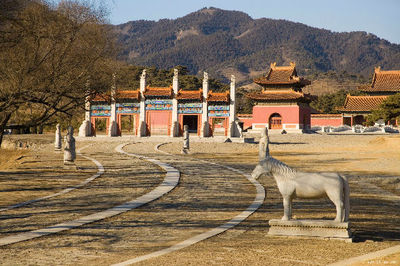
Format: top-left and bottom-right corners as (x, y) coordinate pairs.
(259, 127), (270, 160)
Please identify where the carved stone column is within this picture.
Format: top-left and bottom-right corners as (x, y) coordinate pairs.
(108, 73), (118, 136)
(229, 75), (240, 137)
(201, 72), (210, 137)
(78, 81), (92, 137)
(171, 69), (179, 137)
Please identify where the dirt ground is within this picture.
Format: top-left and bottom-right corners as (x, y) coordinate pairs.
(0, 133), (399, 265)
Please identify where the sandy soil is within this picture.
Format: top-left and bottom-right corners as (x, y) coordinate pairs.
(0, 133), (399, 265)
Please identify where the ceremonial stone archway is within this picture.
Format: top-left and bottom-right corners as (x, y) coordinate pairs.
(80, 70), (241, 138)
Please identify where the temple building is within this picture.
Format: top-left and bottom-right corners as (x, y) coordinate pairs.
(338, 67), (400, 126)
(79, 70), (241, 138)
(244, 62), (313, 133)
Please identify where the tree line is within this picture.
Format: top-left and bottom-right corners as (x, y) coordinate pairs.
(0, 0), (115, 147)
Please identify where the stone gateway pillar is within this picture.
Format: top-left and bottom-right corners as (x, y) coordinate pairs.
(229, 75), (241, 138)
(78, 82), (92, 137)
(171, 69), (179, 137)
(139, 69), (147, 137)
(108, 73), (119, 137)
(201, 72), (210, 137)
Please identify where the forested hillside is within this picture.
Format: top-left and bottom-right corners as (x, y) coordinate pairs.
(113, 7), (400, 85)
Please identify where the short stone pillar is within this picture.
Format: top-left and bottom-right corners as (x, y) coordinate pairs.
(64, 126), (76, 164)
(259, 127), (269, 160)
(54, 123), (62, 151)
(182, 125), (190, 154)
(202, 121), (210, 138)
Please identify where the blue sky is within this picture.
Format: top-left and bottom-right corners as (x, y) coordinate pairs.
(106, 0), (400, 44)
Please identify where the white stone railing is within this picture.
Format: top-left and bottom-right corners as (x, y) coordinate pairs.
(311, 125), (399, 134)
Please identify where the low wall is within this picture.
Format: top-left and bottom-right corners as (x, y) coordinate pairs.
(237, 115), (253, 130)
(311, 114), (343, 127)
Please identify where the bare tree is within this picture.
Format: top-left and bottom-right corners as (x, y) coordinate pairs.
(0, 0), (116, 147)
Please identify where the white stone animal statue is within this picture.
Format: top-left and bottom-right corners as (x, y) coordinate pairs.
(252, 131), (350, 222)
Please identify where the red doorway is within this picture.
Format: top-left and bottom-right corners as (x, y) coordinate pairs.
(179, 114), (201, 136)
(209, 117), (228, 136)
(91, 117), (110, 136)
(146, 110), (171, 135)
(269, 113), (282, 129)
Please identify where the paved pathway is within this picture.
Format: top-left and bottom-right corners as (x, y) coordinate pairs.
(0, 145), (104, 212)
(112, 143), (265, 265)
(0, 143), (180, 246)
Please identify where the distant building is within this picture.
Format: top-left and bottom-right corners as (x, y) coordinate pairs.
(244, 62), (313, 133)
(338, 67), (400, 126)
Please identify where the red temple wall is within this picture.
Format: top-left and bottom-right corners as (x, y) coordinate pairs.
(252, 105), (301, 125)
(237, 116), (253, 130)
(298, 107), (312, 129)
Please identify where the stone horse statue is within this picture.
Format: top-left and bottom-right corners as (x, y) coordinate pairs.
(252, 130), (350, 222)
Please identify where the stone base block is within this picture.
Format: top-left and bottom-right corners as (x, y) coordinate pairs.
(268, 219), (352, 242)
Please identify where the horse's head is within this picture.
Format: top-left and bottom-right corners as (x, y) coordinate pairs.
(251, 158), (272, 179)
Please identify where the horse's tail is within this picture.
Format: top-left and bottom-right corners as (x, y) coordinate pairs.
(341, 175), (350, 222)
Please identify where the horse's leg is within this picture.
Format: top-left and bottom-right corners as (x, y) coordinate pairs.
(288, 196), (293, 220)
(282, 196), (291, 220)
(327, 189), (343, 222)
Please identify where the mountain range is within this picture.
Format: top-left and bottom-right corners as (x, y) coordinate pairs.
(113, 7), (400, 85)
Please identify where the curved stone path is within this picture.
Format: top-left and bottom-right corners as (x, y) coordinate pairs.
(0, 145), (104, 212)
(112, 142), (265, 265)
(0, 143), (180, 246)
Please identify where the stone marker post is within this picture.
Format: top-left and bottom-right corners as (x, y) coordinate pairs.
(54, 123), (62, 151)
(182, 125), (190, 154)
(64, 126), (76, 165)
(259, 127), (269, 160)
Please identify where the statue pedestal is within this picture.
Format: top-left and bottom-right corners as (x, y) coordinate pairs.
(268, 219), (352, 242)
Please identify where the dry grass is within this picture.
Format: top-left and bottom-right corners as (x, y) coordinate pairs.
(0, 134), (399, 265)
(0, 149), (28, 170)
